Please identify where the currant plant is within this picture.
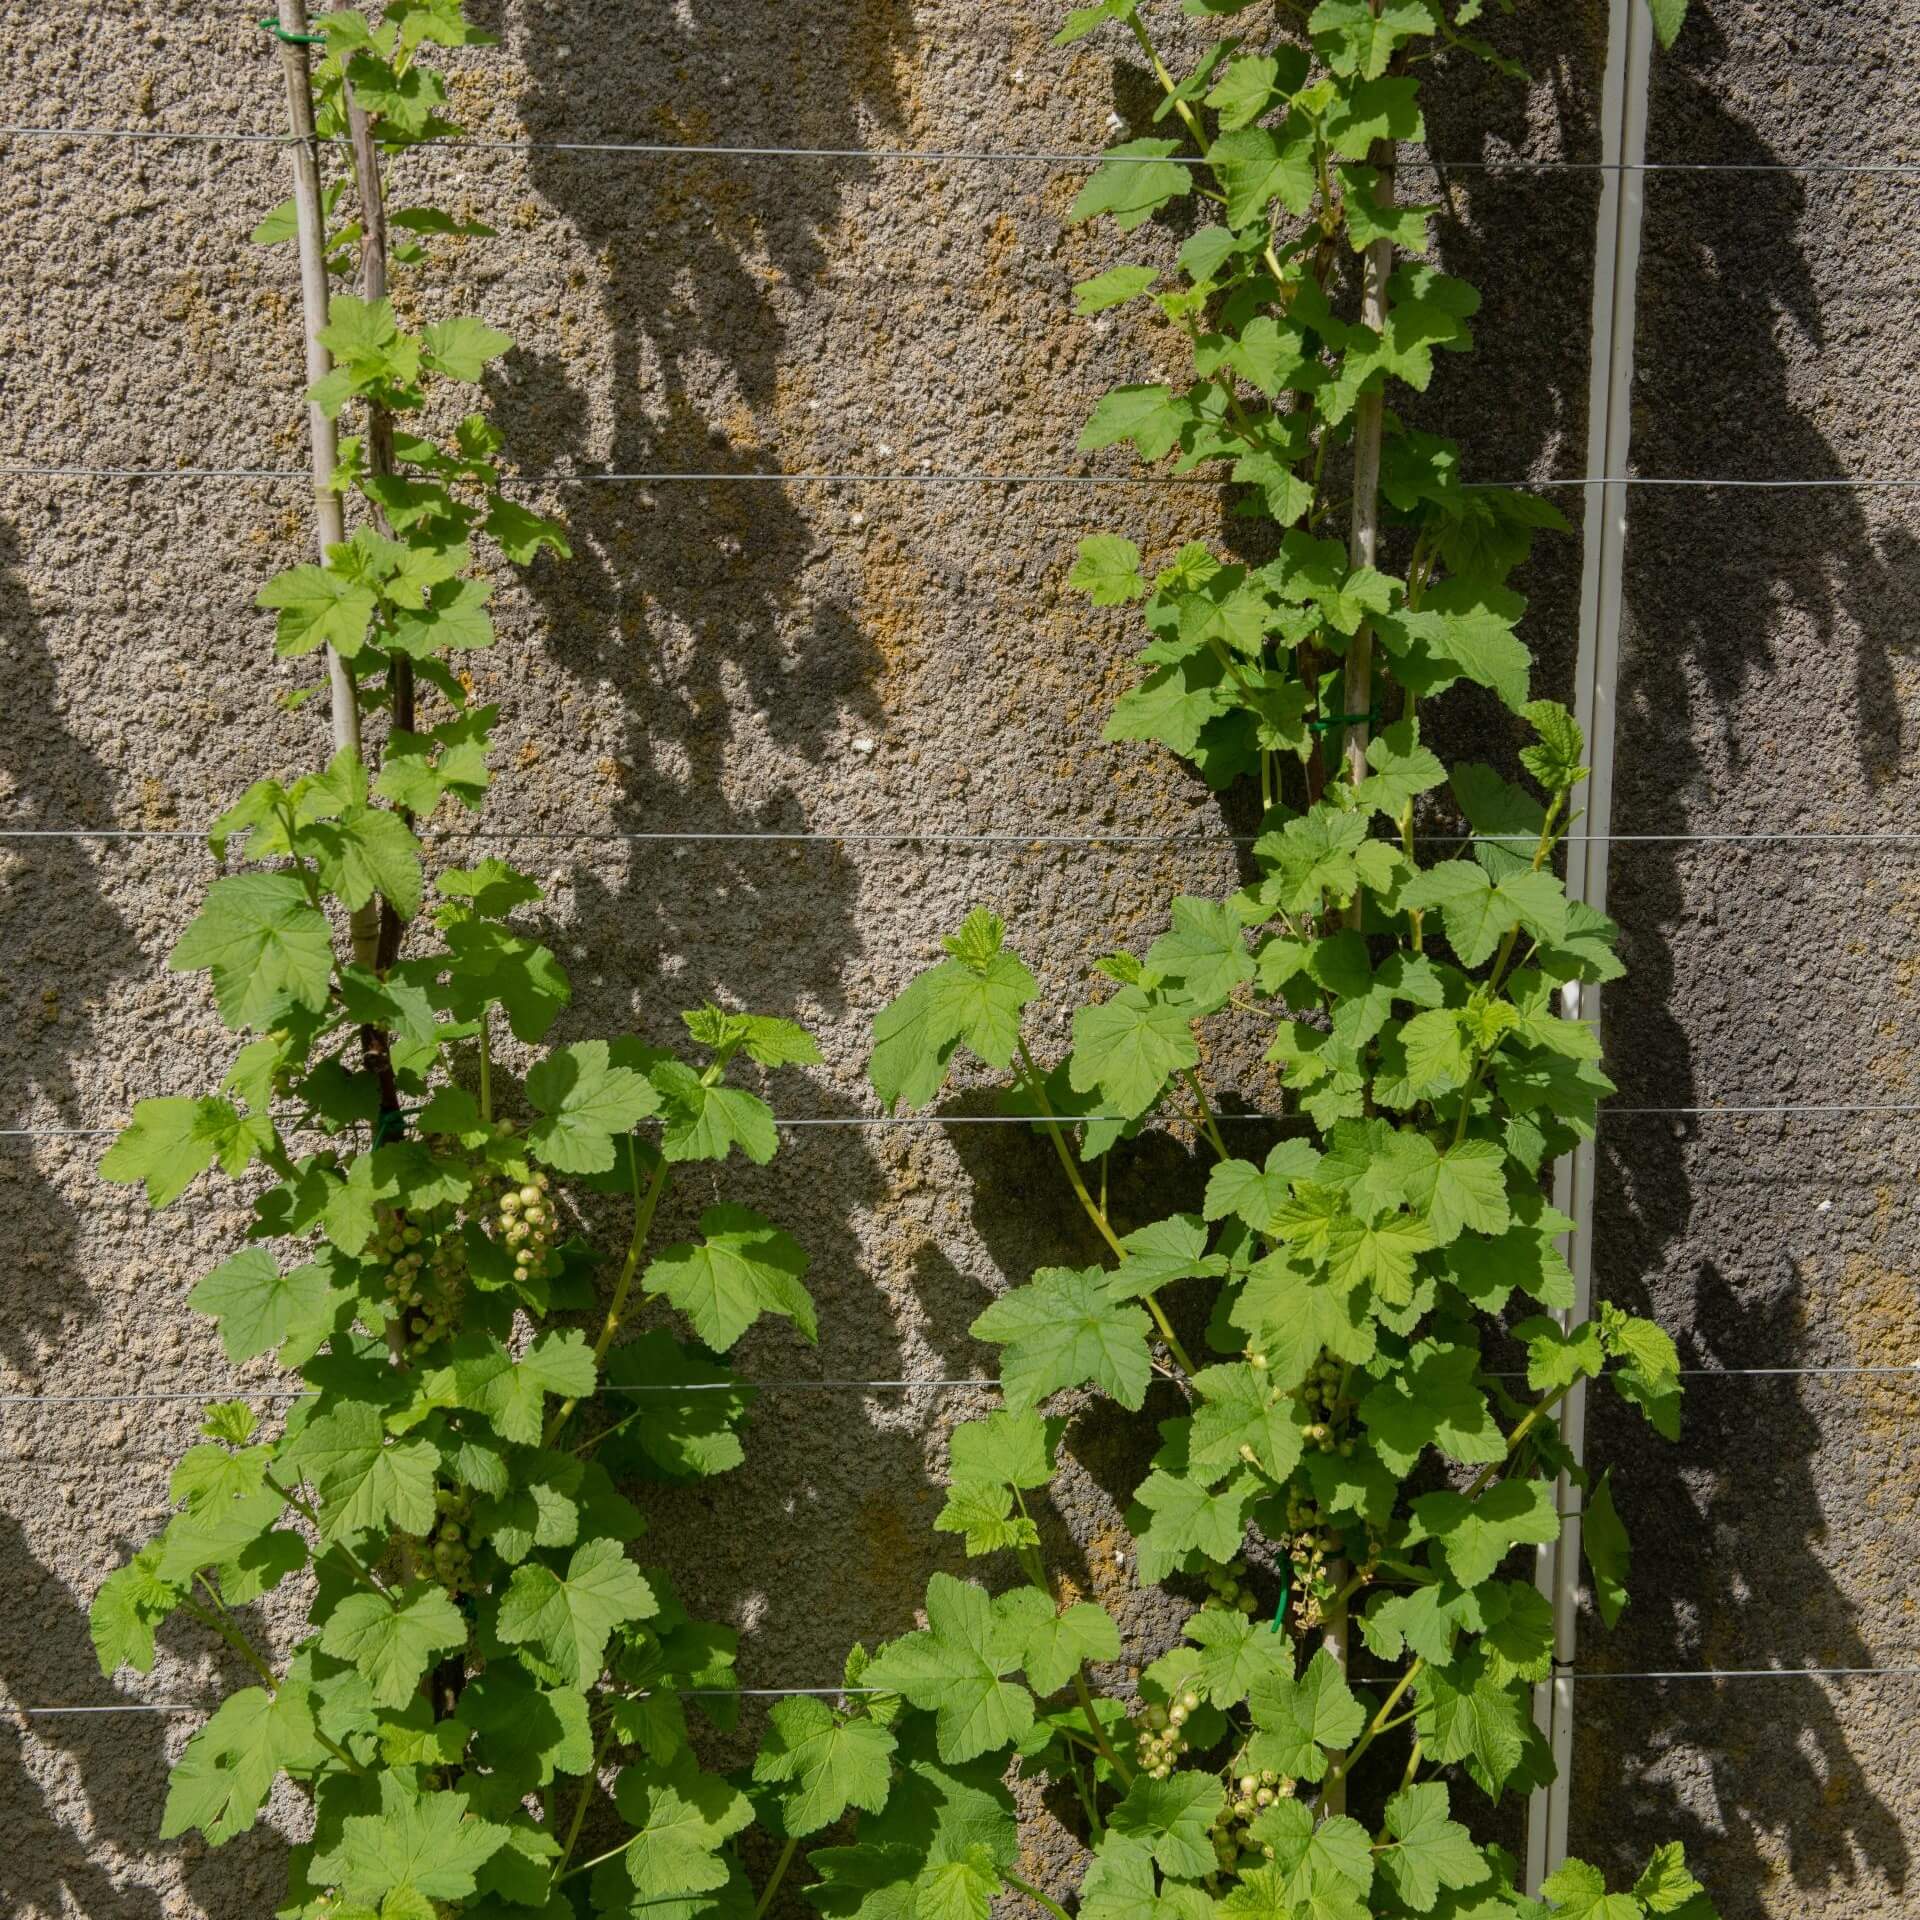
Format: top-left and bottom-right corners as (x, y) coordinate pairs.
(87, 8), (835, 1916)
(820, 6), (1713, 1920)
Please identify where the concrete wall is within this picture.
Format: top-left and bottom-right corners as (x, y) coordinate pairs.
(0, 3), (1909, 1916)
(1568, 2), (1920, 1911)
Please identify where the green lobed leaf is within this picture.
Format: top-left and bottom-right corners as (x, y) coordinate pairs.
(863, 1574), (1038, 1763)
(496, 1536), (657, 1688)
(643, 1205), (816, 1350)
(318, 1581), (466, 1709)
(754, 1696), (898, 1836)
(970, 1266), (1154, 1413)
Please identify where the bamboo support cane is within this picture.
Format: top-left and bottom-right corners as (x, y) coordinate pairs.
(271, 0), (379, 970)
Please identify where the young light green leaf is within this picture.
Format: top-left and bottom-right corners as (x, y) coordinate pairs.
(278, 1400), (439, 1542)
(862, 1573), (1037, 1763)
(1108, 1772), (1225, 1879)
(1074, 269), (1159, 318)
(169, 874), (334, 1030)
(496, 1536), (657, 1687)
(1409, 1480), (1558, 1590)
(1539, 1858), (1644, 1920)
(318, 1581), (466, 1709)
(1070, 985), (1199, 1117)
(1376, 1781), (1488, 1912)
(100, 1096), (268, 1208)
(1182, 1607), (1292, 1708)
(1019, 1599), (1119, 1694)
(970, 1266), (1153, 1413)
(754, 1696), (898, 1835)
(1068, 139), (1194, 231)
(1071, 532), (1150, 604)
(159, 1682), (327, 1844)
(1145, 896), (1253, 1012)
(1188, 1363), (1309, 1482)
(1245, 1649), (1364, 1783)
(1645, 0), (1689, 52)
(257, 563), (379, 658)
(936, 1480), (1040, 1557)
(1358, 1341), (1504, 1475)
(421, 314), (513, 380)
(949, 1411), (1064, 1491)
(188, 1249), (338, 1364)
(643, 1205), (816, 1350)
(1132, 1469), (1259, 1581)
(308, 1773), (509, 1906)
(1584, 1468), (1631, 1629)
(526, 1039), (660, 1173)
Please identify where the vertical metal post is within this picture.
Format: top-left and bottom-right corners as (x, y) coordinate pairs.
(1525, 0), (1656, 1890)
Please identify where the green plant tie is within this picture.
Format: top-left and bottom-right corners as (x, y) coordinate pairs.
(371, 1105), (414, 1146)
(258, 16), (326, 45)
(1306, 705), (1383, 734)
(1270, 1568), (1290, 1634)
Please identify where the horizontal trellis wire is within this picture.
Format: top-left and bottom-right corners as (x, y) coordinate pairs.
(1, 125), (1917, 175)
(12, 1667), (1920, 1722)
(1, 1366), (1914, 1410)
(7, 827), (1920, 847)
(0, 463), (1915, 489)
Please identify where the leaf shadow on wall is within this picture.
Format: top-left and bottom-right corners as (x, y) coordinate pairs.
(483, 0), (904, 1003)
(1517, 14), (1913, 1913)
(0, 1506), (283, 1919)
(471, 0), (971, 1735)
(0, 513), (141, 1381)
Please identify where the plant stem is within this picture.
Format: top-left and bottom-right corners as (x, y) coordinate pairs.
(1324, 1655), (1422, 1794)
(186, 1585), (280, 1689)
(1015, 1041), (1198, 1378)
(1002, 1869), (1075, 1920)
(1342, 134), (1397, 801)
(264, 1472), (396, 1606)
(187, 1584), (365, 1775)
(1181, 1068), (1231, 1162)
(557, 1832), (632, 1886)
(270, 0), (377, 971)
(544, 1156), (672, 1445)
(1462, 1382), (1575, 1499)
(1074, 1667), (1134, 1786)
(344, 88), (417, 986)
(1070, 1753), (1105, 1839)
(753, 1835), (800, 1920)
(551, 1720), (615, 1882)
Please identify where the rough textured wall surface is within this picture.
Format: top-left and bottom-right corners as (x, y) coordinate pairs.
(1567, 3), (1920, 1916)
(0, 2), (1902, 1917)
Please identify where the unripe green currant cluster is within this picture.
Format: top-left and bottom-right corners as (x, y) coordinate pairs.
(1295, 1353), (1352, 1454)
(370, 1203), (467, 1357)
(1132, 1684), (1201, 1779)
(1199, 1556), (1260, 1617)
(1206, 1767), (1294, 1880)
(394, 1485), (475, 1594)
(428, 1483), (473, 1591)
(494, 1168), (557, 1290)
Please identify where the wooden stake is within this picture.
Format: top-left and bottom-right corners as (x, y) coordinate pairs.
(344, 90), (416, 976)
(1343, 141), (1397, 791)
(271, 0), (380, 971)
(1324, 15), (1400, 1819)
